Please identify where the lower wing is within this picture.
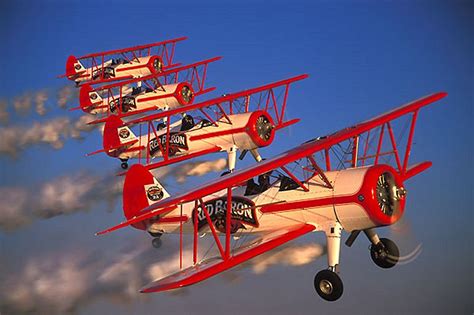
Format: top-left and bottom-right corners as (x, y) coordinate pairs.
(141, 223), (315, 293)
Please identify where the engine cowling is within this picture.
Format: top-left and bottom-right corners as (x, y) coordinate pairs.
(244, 110), (275, 148)
(174, 82), (195, 105)
(147, 55), (164, 74)
(332, 164), (406, 231)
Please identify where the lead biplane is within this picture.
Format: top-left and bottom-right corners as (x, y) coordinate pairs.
(76, 56), (221, 119)
(88, 74), (308, 170)
(96, 91), (447, 301)
(61, 37), (186, 86)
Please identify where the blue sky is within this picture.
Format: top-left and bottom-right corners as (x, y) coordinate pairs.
(0, 0), (472, 314)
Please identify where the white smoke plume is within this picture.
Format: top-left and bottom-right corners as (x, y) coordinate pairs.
(0, 99), (9, 125)
(13, 93), (33, 115)
(153, 158), (228, 184)
(0, 238), (324, 314)
(248, 243), (325, 274)
(0, 114), (98, 158)
(57, 85), (77, 109)
(35, 90), (49, 115)
(0, 172), (123, 231)
(0, 158), (226, 231)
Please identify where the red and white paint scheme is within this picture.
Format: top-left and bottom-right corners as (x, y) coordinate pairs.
(61, 37), (186, 86)
(77, 57), (221, 119)
(96, 92), (447, 301)
(101, 110), (279, 172)
(87, 75), (308, 171)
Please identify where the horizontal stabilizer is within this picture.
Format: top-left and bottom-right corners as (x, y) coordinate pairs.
(86, 139), (139, 156)
(403, 161), (432, 180)
(140, 224), (315, 293)
(95, 205), (177, 236)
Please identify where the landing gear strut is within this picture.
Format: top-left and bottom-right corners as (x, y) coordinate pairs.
(314, 222), (344, 301)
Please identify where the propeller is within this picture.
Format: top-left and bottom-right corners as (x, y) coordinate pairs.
(181, 85), (194, 103)
(255, 115), (274, 142)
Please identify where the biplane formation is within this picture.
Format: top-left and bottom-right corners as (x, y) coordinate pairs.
(64, 36), (447, 301)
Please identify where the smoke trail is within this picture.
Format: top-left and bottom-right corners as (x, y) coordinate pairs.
(34, 90), (48, 115)
(247, 243), (325, 274)
(0, 237), (325, 314)
(153, 158), (228, 184)
(0, 172), (123, 231)
(57, 85), (77, 109)
(0, 114), (98, 158)
(0, 99), (9, 125)
(13, 93), (33, 115)
(0, 158), (228, 231)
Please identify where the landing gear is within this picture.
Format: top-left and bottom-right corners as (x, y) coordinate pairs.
(314, 270), (344, 301)
(120, 158), (128, 170)
(363, 229), (399, 269)
(315, 222), (344, 301)
(370, 238), (399, 269)
(152, 237), (162, 248)
(150, 231), (163, 249)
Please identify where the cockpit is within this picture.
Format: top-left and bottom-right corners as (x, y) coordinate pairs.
(109, 96), (136, 113)
(111, 58), (131, 66)
(244, 171), (301, 196)
(131, 86), (153, 96)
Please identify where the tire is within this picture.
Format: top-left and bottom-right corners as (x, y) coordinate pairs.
(314, 270), (344, 301)
(370, 237), (399, 269)
(121, 162), (128, 170)
(152, 237), (162, 249)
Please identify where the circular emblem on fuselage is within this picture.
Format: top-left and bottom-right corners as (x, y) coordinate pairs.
(119, 128), (130, 139)
(147, 186), (164, 202)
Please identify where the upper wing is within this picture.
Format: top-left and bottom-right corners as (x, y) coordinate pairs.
(140, 223), (315, 293)
(125, 74), (309, 128)
(77, 36), (187, 60)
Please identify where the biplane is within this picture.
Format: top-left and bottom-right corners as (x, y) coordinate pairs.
(61, 37), (186, 86)
(96, 91), (447, 301)
(88, 75), (308, 170)
(76, 56), (221, 118)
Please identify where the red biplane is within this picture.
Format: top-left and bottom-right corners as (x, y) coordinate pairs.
(96, 91), (447, 301)
(88, 74), (308, 170)
(76, 56), (221, 119)
(61, 37), (186, 86)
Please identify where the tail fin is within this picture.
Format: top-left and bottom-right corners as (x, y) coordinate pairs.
(103, 115), (137, 154)
(79, 84), (103, 113)
(123, 164), (170, 221)
(65, 55), (86, 79)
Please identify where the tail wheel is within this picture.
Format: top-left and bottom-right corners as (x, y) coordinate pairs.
(121, 162), (128, 170)
(370, 237), (399, 269)
(152, 237), (162, 249)
(314, 270), (343, 301)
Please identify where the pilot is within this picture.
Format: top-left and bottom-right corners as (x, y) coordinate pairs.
(245, 178), (260, 196)
(180, 115), (195, 131)
(258, 171), (272, 192)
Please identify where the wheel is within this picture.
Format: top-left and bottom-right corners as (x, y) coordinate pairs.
(152, 237), (162, 249)
(370, 237), (399, 269)
(314, 270), (343, 301)
(121, 162), (128, 170)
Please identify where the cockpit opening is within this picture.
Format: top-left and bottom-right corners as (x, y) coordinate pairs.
(244, 171), (302, 196)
